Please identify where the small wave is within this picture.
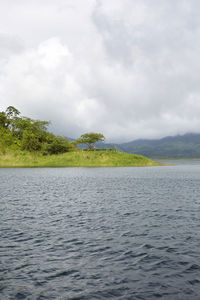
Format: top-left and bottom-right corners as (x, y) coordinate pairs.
(142, 243), (154, 249)
(188, 279), (200, 285)
(186, 264), (200, 272)
(46, 269), (79, 279)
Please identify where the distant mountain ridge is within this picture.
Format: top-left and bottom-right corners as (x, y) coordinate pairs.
(69, 133), (200, 158)
(119, 133), (200, 158)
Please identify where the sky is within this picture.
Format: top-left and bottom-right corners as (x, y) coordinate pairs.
(0, 0), (200, 142)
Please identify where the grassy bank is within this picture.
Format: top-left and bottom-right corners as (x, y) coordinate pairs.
(0, 150), (163, 167)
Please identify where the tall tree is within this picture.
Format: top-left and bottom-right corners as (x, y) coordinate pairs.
(0, 111), (7, 128)
(76, 132), (105, 150)
(6, 106), (20, 121)
(5, 106), (20, 131)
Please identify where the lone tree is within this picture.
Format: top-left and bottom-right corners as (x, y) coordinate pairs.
(76, 132), (105, 150)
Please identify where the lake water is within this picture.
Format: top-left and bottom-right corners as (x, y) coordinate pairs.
(1, 163), (200, 299)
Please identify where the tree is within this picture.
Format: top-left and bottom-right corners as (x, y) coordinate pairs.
(0, 105), (76, 155)
(76, 132), (105, 150)
(5, 106), (20, 131)
(0, 111), (7, 128)
(43, 135), (73, 154)
(21, 129), (42, 151)
(0, 127), (14, 153)
(6, 106), (20, 119)
(14, 117), (50, 140)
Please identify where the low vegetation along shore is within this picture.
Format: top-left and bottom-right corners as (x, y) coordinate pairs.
(0, 106), (163, 167)
(0, 149), (162, 168)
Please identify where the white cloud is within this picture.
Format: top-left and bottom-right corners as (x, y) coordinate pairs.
(1, 0), (200, 142)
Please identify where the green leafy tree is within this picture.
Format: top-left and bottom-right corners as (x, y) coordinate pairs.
(6, 106), (20, 119)
(0, 105), (76, 155)
(76, 132), (105, 150)
(5, 106), (20, 130)
(0, 127), (14, 153)
(0, 106), (19, 129)
(0, 107), (19, 152)
(21, 129), (42, 151)
(44, 136), (73, 154)
(0, 111), (7, 128)
(13, 117), (49, 139)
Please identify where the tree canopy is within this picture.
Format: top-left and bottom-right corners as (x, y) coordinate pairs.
(0, 106), (107, 155)
(76, 132), (105, 149)
(0, 106), (74, 154)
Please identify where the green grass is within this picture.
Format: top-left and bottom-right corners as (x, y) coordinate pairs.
(0, 149), (164, 167)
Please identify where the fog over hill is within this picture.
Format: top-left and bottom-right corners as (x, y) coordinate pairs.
(119, 133), (200, 158)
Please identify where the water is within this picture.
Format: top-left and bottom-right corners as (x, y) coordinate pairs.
(1, 163), (200, 299)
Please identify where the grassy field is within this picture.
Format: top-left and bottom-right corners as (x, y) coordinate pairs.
(0, 150), (163, 167)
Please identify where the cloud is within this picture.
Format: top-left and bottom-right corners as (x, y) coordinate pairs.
(1, 0), (200, 142)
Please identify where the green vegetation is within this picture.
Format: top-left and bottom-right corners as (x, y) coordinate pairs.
(0, 149), (162, 167)
(0, 106), (75, 155)
(76, 132), (105, 150)
(120, 133), (200, 159)
(0, 106), (162, 167)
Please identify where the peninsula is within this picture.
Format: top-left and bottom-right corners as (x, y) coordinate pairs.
(0, 150), (162, 167)
(0, 106), (162, 167)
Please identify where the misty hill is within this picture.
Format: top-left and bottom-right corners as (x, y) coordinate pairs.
(119, 133), (200, 158)
(69, 133), (200, 158)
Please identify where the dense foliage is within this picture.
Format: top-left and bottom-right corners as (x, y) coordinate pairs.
(0, 106), (74, 154)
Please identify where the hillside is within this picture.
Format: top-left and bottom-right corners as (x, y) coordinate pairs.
(0, 150), (162, 167)
(74, 133), (200, 159)
(119, 133), (200, 158)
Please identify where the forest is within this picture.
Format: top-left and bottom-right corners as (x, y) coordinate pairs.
(0, 106), (161, 167)
(0, 106), (107, 155)
(0, 106), (75, 155)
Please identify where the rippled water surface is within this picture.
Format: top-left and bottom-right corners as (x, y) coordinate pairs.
(1, 164), (200, 299)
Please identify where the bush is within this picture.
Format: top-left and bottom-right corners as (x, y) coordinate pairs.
(21, 130), (42, 151)
(43, 136), (73, 155)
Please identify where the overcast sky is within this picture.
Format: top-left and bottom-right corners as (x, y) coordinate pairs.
(1, 0), (200, 142)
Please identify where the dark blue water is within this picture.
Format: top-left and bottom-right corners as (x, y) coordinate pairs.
(1, 164), (200, 299)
